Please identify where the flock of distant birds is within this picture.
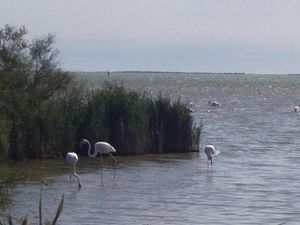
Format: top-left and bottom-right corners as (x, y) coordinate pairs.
(66, 100), (300, 189)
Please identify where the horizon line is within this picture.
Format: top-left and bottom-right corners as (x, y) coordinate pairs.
(68, 70), (300, 76)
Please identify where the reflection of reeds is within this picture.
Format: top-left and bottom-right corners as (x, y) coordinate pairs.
(0, 174), (31, 214)
(0, 195), (64, 225)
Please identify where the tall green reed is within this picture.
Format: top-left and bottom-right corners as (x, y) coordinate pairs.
(1, 80), (201, 159)
(78, 83), (201, 155)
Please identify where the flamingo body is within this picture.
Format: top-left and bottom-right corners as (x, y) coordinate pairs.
(80, 139), (117, 161)
(66, 152), (79, 165)
(185, 101), (194, 113)
(204, 145), (220, 165)
(95, 142), (116, 155)
(208, 100), (221, 107)
(294, 106), (300, 112)
(80, 139), (117, 184)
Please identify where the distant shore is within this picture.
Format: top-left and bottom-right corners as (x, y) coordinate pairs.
(72, 70), (300, 76)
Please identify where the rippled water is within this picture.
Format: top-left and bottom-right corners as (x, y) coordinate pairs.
(2, 73), (300, 224)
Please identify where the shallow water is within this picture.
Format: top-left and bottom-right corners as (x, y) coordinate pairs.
(2, 73), (300, 224)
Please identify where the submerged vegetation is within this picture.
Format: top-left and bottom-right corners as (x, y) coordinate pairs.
(0, 25), (201, 160)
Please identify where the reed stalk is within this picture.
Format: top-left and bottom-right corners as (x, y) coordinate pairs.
(0, 195), (64, 225)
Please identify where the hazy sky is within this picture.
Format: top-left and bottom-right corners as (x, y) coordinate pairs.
(1, 0), (300, 73)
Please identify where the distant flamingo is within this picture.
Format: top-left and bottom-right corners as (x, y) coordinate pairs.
(294, 106), (300, 112)
(80, 139), (117, 183)
(208, 100), (221, 107)
(204, 145), (220, 166)
(185, 101), (194, 113)
(66, 152), (81, 188)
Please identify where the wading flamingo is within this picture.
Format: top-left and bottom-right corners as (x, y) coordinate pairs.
(80, 139), (117, 183)
(66, 152), (81, 188)
(208, 100), (221, 107)
(185, 101), (194, 113)
(204, 145), (220, 166)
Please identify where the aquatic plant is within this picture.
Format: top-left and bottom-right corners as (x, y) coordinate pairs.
(77, 82), (201, 155)
(145, 95), (196, 153)
(192, 122), (202, 152)
(0, 195), (64, 225)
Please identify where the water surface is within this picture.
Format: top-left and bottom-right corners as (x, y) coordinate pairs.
(2, 73), (300, 224)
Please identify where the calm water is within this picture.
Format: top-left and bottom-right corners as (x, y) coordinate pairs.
(2, 73), (300, 224)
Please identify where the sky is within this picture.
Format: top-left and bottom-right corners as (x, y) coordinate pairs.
(1, 0), (300, 74)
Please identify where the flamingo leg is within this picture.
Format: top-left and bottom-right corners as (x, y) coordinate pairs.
(106, 146), (117, 182)
(108, 152), (117, 182)
(113, 162), (116, 182)
(100, 153), (103, 185)
(73, 165), (81, 189)
(69, 165), (73, 184)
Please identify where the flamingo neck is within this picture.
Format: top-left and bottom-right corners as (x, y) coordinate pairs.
(108, 152), (117, 163)
(73, 167), (81, 188)
(86, 140), (97, 158)
(74, 174), (81, 188)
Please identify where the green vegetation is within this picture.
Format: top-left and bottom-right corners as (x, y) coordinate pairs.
(0, 194), (64, 225)
(0, 25), (201, 160)
(0, 25), (74, 159)
(77, 83), (201, 155)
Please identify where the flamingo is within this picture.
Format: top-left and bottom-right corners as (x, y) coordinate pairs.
(294, 106), (300, 112)
(80, 139), (117, 183)
(185, 101), (194, 113)
(208, 100), (221, 107)
(204, 145), (220, 166)
(66, 152), (81, 188)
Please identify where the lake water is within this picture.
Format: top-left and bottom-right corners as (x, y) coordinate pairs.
(2, 72), (300, 224)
